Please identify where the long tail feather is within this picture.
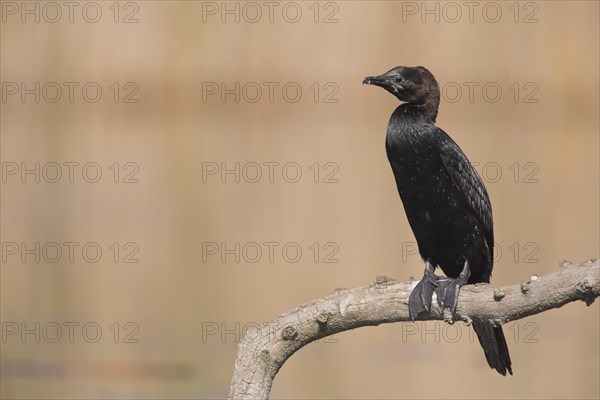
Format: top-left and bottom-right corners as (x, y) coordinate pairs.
(472, 321), (513, 376)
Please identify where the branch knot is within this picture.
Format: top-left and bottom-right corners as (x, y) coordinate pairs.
(281, 325), (298, 341)
(316, 313), (330, 325)
(494, 289), (506, 301)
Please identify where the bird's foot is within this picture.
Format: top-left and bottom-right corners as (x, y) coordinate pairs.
(434, 260), (471, 314)
(409, 261), (439, 320)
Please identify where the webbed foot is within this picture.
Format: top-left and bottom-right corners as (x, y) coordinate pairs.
(408, 261), (439, 320)
(434, 260), (471, 314)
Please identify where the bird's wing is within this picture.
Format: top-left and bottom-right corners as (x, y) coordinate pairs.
(437, 130), (494, 263)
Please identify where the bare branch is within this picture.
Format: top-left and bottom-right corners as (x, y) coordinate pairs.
(228, 259), (599, 400)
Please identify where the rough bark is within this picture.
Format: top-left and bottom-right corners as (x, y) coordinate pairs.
(229, 259), (599, 399)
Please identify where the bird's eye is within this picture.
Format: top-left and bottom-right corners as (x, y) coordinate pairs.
(394, 76), (403, 83)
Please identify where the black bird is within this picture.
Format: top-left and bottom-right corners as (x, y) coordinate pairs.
(363, 66), (512, 376)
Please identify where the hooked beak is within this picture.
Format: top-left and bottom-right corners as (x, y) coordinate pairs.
(363, 75), (393, 91)
(363, 75), (382, 85)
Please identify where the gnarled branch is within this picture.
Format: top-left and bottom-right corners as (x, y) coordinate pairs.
(229, 259), (599, 400)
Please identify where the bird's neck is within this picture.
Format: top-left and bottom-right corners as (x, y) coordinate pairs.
(399, 94), (440, 123)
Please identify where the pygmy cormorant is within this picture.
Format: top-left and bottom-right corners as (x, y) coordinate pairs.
(363, 66), (512, 376)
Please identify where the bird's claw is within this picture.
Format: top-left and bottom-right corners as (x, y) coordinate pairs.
(409, 274), (439, 319)
(408, 261), (439, 320)
(434, 260), (471, 314)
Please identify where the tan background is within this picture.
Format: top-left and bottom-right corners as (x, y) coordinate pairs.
(1, 1), (599, 399)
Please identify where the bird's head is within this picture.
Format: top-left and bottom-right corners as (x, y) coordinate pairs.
(363, 66), (439, 105)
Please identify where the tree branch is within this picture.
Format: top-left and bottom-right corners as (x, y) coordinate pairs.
(228, 259), (599, 400)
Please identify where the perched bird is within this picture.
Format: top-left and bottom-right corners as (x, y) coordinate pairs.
(363, 66), (512, 375)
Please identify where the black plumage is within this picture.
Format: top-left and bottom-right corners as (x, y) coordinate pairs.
(363, 66), (512, 376)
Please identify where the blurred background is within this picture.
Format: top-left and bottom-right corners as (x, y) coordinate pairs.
(1, 1), (598, 399)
